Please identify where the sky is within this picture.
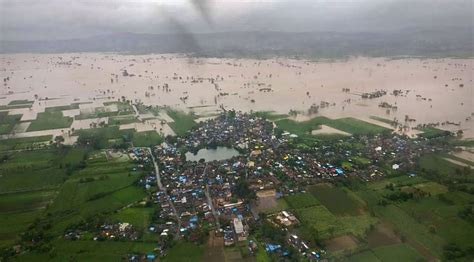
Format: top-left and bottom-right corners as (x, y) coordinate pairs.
(0, 0), (472, 40)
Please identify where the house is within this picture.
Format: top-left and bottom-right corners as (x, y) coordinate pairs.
(233, 217), (247, 241)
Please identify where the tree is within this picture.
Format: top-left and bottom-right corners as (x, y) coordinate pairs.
(54, 135), (65, 146)
(233, 180), (256, 201)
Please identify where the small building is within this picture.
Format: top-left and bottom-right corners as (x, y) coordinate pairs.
(233, 218), (247, 241)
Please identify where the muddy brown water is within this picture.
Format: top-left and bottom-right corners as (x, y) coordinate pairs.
(1, 54), (472, 137)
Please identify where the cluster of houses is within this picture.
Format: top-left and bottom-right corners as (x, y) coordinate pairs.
(94, 111), (442, 261)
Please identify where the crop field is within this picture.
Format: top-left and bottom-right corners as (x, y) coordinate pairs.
(0, 149), (68, 193)
(0, 112), (22, 135)
(287, 190), (377, 241)
(275, 116), (389, 137)
(27, 111), (73, 131)
(166, 109), (197, 136)
(15, 239), (157, 262)
(132, 131), (163, 147)
(108, 115), (138, 125)
(284, 192), (320, 209)
(0, 135), (52, 151)
(308, 184), (362, 216)
(354, 174), (469, 259)
(112, 207), (154, 231)
(163, 241), (204, 262)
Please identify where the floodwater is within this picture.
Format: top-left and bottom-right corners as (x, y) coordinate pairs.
(185, 147), (240, 162)
(1, 53), (473, 137)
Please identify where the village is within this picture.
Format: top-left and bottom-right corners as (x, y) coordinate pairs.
(102, 111), (447, 261)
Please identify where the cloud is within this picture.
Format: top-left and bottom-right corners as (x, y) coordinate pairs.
(0, 0), (472, 40)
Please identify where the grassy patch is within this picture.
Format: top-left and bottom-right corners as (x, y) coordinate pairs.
(0, 112), (22, 135)
(75, 127), (135, 149)
(44, 103), (82, 112)
(0, 149), (67, 193)
(275, 116), (389, 137)
(112, 207), (154, 231)
(163, 241), (204, 262)
(261, 198), (289, 214)
(419, 127), (452, 139)
(132, 131), (163, 147)
(0, 189), (56, 213)
(370, 116), (396, 125)
(0, 135), (52, 152)
(254, 111), (289, 121)
(8, 100), (33, 106)
(372, 243), (423, 262)
(27, 111), (73, 131)
(108, 115), (138, 126)
(16, 240), (157, 261)
(0, 210), (43, 249)
(349, 250), (381, 262)
(284, 193), (320, 209)
(308, 184), (362, 216)
(166, 109), (197, 136)
(374, 205), (444, 257)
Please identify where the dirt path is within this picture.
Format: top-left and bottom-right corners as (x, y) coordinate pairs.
(203, 231), (225, 262)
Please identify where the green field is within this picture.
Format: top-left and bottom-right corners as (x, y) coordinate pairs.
(112, 207), (154, 231)
(0, 112), (22, 135)
(27, 111), (73, 131)
(372, 243), (424, 262)
(418, 127), (452, 139)
(132, 131), (163, 147)
(14, 240), (157, 262)
(284, 193), (320, 209)
(275, 116), (389, 137)
(0, 135), (52, 151)
(44, 103), (82, 112)
(166, 109), (197, 136)
(163, 241), (204, 262)
(108, 115), (138, 126)
(0, 149), (68, 193)
(253, 111), (289, 121)
(308, 184), (362, 216)
(75, 126), (135, 149)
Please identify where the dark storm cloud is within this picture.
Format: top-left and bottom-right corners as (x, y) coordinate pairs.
(0, 0), (472, 40)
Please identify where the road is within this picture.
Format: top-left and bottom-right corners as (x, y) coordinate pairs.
(202, 165), (221, 229)
(147, 147), (182, 230)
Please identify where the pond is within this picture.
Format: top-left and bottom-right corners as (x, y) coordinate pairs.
(185, 147), (240, 162)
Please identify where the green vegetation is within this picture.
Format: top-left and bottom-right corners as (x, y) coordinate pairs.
(370, 116), (396, 125)
(44, 103), (82, 112)
(166, 109), (197, 136)
(8, 100), (33, 106)
(0, 149), (68, 193)
(132, 131), (163, 147)
(75, 127), (135, 149)
(27, 111), (73, 131)
(163, 241), (204, 262)
(261, 198), (289, 214)
(0, 112), (22, 135)
(372, 244), (424, 262)
(254, 111), (289, 121)
(419, 127), (452, 139)
(284, 193), (320, 209)
(0, 135), (52, 151)
(112, 207), (154, 231)
(15, 240), (156, 261)
(275, 116), (389, 138)
(0, 100), (33, 110)
(108, 115), (138, 126)
(308, 184), (362, 216)
(75, 102), (134, 120)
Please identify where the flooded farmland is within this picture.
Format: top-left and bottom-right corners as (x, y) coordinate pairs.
(1, 53), (473, 137)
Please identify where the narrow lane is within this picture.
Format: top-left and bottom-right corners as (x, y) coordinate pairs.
(147, 147), (182, 231)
